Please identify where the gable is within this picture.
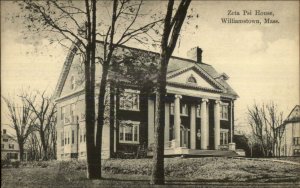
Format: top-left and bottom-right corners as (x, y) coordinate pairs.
(60, 54), (85, 97)
(167, 68), (219, 90)
(286, 105), (300, 122)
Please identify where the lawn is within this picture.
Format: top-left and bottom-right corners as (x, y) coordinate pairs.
(1, 157), (300, 187)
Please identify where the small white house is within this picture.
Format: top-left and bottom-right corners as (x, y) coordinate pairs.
(275, 105), (300, 156)
(1, 129), (27, 161)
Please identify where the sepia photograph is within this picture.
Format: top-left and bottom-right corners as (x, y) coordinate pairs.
(1, 0), (299, 187)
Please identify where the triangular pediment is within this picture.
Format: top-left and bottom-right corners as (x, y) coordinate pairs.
(167, 65), (222, 90)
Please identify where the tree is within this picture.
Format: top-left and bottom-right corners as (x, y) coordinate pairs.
(247, 102), (284, 157)
(2, 95), (36, 161)
(22, 91), (57, 160)
(20, 0), (161, 179)
(151, 0), (191, 185)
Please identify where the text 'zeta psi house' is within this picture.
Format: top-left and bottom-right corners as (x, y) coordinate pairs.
(54, 43), (239, 160)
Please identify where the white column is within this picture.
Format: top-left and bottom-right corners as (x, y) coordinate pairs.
(206, 103), (210, 147)
(164, 102), (170, 144)
(214, 100), (221, 150)
(174, 95), (182, 148)
(190, 104), (196, 149)
(230, 100), (233, 143)
(148, 98), (155, 147)
(113, 88), (117, 152)
(200, 98), (209, 149)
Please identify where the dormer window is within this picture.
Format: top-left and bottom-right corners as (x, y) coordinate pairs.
(70, 76), (76, 90)
(187, 74), (197, 84)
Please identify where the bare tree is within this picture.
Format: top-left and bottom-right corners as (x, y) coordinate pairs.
(151, 0), (191, 185)
(20, 0), (161, 179)
(2, 96), (36, 161)
(26, 131), (42, 160)
(247, 102), (284, 157)
(21, 91), (56, 160)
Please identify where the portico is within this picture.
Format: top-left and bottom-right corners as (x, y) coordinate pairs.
(148, 92), (234, 153)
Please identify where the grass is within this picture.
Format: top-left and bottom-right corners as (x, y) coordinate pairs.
(1, 157), (300, 187)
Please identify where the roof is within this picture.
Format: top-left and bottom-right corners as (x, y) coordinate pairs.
(284, 105), (300, 123)
(54, 42), (238, 99)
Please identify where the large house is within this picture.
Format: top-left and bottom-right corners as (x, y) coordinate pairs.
(54, 44), (239, 160)
(275, 105), (300, 156)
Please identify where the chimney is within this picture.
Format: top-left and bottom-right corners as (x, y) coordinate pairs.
(187, 47), (203, 63)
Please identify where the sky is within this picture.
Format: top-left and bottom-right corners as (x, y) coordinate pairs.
(1, 1), (299, 134)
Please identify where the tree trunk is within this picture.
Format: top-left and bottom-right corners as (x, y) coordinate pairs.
(85, 0), (99, 179)
(40, 130), (48, 160)
(151, 51), (169, 184)
(151, 0), (190, 184)
(19, 142), (24, 161)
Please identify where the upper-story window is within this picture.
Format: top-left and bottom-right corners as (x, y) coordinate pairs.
(220, 103), (229, 120)
(70, 76), (76, 90)
(119, 120), (139, 144)
(196, 105), (201, 117)
(3, 138), (8, 142)
(170, 103), (175, 115)
(70, 103), (76, 123)
(187, 74), (197, 84)
(181, 104), (188, 116)
(119, 89), (140, 111)
(8, 144), (14, 149)
(170, 103), (189, 116)
(1, 144), (4, 149)
(61, 106), (66, 121)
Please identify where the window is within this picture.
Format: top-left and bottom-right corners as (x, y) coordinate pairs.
(196, 105), (201, 117)
(64, 132), (67, 145)
(170, 103), (175, 115)
(61, 132), (64, 146)
(294, 149), (300, 156)
(80, 129), (82, 143)
(187, 74), (197, 84)
(220, 129), (229, 145)
(80, 112), (86, 120)
(8, 144), (14, 149)
(119, 89), (140, 111)
(84, 132), (86, 142)
(72, 130), (75, 144)
(220, 104), (229, 120)
(68, 131), (70, 144)
(170, 103), (189, 116)
(1, 144), (4, 149)
(181, 104), (188, 116)
(119, 121), (139, 143)
(61, 106), (66, 121)
(70, 76), (76, 90)
(3, 138), (8, 142)
(3, 129), (7, 134)
(293, 137), (300, 145)
(70, 104), (76, 123)
(7, 153), (18, 159)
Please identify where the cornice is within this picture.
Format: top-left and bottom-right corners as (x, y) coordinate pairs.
(167, 81), (223, 93)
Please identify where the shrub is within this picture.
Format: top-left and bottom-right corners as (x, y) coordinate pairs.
(1, 158), (11, 168)
(11, 161), (20, 168)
